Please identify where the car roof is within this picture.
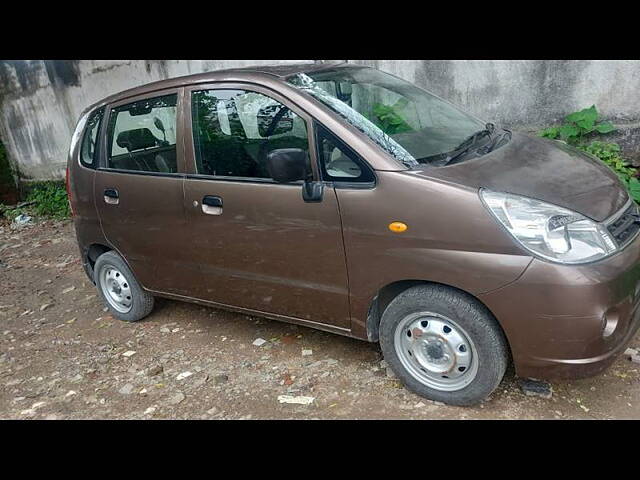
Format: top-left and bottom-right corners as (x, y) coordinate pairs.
(86, 62), (358, 113)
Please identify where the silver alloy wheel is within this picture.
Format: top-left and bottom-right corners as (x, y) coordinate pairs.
(393, 311), (478, 391)
(99, 264), (133, 313)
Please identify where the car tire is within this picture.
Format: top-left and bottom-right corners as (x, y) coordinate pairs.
(379, 284), (509, 406)
(94, 251), (154, 322)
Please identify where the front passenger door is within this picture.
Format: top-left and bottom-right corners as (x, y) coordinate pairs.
(183, 85), (351, 329)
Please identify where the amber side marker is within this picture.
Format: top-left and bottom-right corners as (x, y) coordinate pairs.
(389, 222), (408, 233)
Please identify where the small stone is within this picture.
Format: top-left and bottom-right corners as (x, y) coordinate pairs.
(207, 406), (219, 415)
(144, 406), (156, 415)
(172, 328), (181, 333)
(631, 354), (640, 365)
(624, 347), (638, 357)
(147, 364), (163, 376)
(62, 286), (76, 294)
(122, 350), (136, 358)
(118, 383), (135, 395)
(520, 378), (553, 399)
(302, 349), (313, 356)
(139, 388), (148, 395)
(379, 360), (388, 369)
(65, 390), (77, 397)
(168, 392), (185, 405)
(415, 402), (426, 408)
(434, 401), (445, 406)
(252, 338), (267, 347)
(160, 327), (170, 333)
(40, 303), (53, 311)
(385, 367), (396, 379)
(213, 374), (229, 384)
(176, 371), (193, 381)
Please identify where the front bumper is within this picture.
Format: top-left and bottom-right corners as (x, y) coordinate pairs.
(479, 233), (640, 379)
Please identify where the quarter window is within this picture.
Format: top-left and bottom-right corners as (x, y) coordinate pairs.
(191, 89), (310, 179)
(106, 94), (178, 173)
(316, 124), (375, 183)
(80, 107), (104, 168)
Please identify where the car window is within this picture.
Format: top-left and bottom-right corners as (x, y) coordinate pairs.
(106, 94), (178, 173)
(80, 107), (104, 168)
(191, 89), (310, 179)
(316, 124), (375, 184)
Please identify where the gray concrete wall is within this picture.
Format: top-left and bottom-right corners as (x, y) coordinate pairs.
(2, 59), (640, 181)
(0, 60), (314, 181)
(352, 60), (640, 127)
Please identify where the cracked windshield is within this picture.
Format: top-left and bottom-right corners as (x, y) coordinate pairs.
(288, 68), (490, 167)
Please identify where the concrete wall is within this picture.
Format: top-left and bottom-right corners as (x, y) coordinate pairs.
(0, 60), (314, 181)
(351, 60), (640, 127)
(2, 59), (640, 181)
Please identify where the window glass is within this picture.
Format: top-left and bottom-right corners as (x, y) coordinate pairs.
(316, 125), (374, 183)
(192, 89), (309, 179)
(80, 107), (104, 168)
(288, 69), (484, 167)
(107, 94), (178, 173)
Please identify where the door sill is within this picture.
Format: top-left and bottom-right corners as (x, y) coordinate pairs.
(146, 289), (353, 338)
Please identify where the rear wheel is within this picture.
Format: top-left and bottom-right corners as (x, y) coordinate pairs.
(379, 284), (508, 406)
(94, 251), (154, 322)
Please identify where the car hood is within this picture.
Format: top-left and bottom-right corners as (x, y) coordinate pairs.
(409, 131), (629, 222)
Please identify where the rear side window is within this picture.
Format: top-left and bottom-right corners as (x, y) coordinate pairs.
(106, 94), (178, 173)
(80, 107), (104, 168)
(191, 89), (310, 179)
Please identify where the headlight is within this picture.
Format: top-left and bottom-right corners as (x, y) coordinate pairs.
(480, 189), (617, 264)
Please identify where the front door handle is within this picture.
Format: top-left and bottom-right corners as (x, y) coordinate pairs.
(104, 188), (119, 205)
(202, 195), (223, 215)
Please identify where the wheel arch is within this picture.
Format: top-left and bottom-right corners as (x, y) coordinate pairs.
(82, 243), (112, 283)
(365, 279), (513, 361)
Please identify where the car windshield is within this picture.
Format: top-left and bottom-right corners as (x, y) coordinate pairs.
(287, 67), (486, 168)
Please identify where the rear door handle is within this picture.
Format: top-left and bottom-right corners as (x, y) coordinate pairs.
(202, 195), (223, 215)
(104, 188), (119, 205)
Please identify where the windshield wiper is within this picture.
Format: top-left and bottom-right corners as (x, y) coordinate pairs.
(441, 123), (496, 166)
(478, 129), (512, 155)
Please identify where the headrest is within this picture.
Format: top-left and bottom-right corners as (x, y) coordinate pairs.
(116, 128), (157, 152)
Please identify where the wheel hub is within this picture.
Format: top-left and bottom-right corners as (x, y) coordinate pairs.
(394, 312), (478, 392)
(99, 265), (133, 314)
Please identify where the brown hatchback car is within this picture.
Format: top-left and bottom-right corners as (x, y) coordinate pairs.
(67, 63), (640, 405)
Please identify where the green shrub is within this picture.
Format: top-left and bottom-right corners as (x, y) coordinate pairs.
(371, 99), (413, 135)
(539, 105), (616, 145)
(26, 181), (70, 219)
(1, 181), (70, 221)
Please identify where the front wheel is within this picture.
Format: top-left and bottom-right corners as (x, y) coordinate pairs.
(379, 284), (509, 406)
(94, 251), (154, 322)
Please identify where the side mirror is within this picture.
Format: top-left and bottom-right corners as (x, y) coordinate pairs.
(267, 148), (307, 183)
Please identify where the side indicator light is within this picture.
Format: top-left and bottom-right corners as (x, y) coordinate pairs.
(389, 222), (408, 233)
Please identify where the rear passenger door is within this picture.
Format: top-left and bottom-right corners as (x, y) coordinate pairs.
(182, 84), (351, 329)
(94, 89), (196, 295)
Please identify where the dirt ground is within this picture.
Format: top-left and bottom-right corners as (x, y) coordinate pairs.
(1, 218), (639, 420)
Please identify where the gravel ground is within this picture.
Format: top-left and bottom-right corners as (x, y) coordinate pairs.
(1, 218), (639, 419)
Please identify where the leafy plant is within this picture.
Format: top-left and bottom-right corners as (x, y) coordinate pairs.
(26, 181), (70, 219)
(2, 181), (71, 221)
(539, 105), (616, 144)
(371, 99), (413, 135)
